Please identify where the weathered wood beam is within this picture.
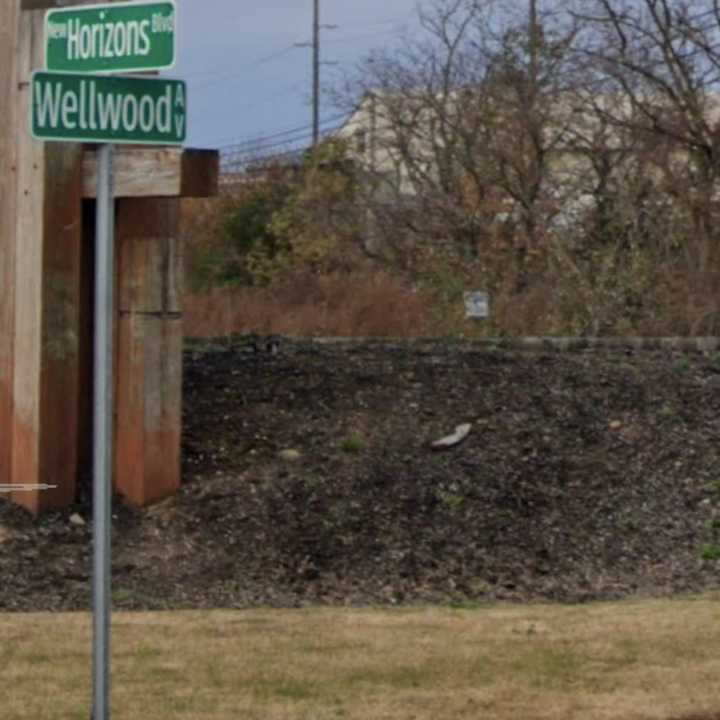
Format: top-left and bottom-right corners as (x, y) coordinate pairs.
(82, 148), (219, 199)
(11, 8), (84, 514)
(21, 0), (115, 10)
(0, 0), (21, 489)
(114, 199), (182, 506)
(181, 149), (220, 199)
(7, 0), (219, 516)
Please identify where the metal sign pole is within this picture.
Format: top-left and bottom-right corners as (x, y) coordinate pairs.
(93, 142), (115, 720)
(29, 5), (184, 718)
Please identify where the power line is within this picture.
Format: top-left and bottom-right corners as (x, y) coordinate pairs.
(222, 131), (316, 157)
(185, 43), (305, 92)
(219, 120), (344, 160)
(212, 112), (348, 151)
(191, 51), (301, 92)
(323, 29), (401, 45)
(184, 14), (411, 84)
(219, 124), (343, 173)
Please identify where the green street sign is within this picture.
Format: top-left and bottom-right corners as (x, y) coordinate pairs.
(45, 1), (176, 73)
(31, 71), (186, 145)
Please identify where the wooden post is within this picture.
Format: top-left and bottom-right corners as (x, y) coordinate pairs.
(114, 199), (183, 505)
(77, 147), (218, 507)
(0, 2), (21, 489)
(10, 7), (84, 514)
(91, 149), (218, 508)
(2, 0), (218, 514)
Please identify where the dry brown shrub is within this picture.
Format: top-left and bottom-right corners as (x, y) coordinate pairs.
(483, 280), (560, 336)
(180, 196), (220, 250)
(183, 271), (432, 338)
(181, 195), (720, 338)
(641, 263), (720, 336)
(182, 253), (720, 339)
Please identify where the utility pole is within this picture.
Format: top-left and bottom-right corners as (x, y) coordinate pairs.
(296, 0), (337, 147)
(528, 0), (540, 96)
(313, 0), (320, 146)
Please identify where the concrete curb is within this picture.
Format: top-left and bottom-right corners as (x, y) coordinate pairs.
(306, 336), (720, 353)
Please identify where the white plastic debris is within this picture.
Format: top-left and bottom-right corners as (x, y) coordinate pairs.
(431, 423), (472, 450)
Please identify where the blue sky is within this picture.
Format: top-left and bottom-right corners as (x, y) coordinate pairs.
(169, 0), (422, 150)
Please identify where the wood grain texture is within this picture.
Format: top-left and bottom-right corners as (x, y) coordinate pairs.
(21, 0), (119, 10)
(115, 315), (182, 506)
(11, 8), (83, 514)
(84, 148), (183, 199)
(8, 0), (216, 513)
(181, 149), (220, 199)
(0, 1), (21, 488)
(11, 8), (46, 513)
(114, 198), (183, 506)
(117, 199), (182, 314)
(82, 148), (219, 199)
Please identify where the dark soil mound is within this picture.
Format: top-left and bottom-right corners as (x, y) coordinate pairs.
(1, 337), (719, 611)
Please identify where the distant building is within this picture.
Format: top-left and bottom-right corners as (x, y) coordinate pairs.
(334, 87), (720, 225)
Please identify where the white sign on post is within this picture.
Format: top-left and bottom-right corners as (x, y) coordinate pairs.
(464, 291), (490, 319)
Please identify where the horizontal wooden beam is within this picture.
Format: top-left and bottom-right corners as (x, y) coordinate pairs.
(21, 1), (109, 10)
(82, 147), (219, 199)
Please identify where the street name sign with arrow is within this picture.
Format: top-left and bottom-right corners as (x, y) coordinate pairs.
(31, 71), (186, 144)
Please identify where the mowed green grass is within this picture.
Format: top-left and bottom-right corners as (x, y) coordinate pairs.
(2, 596), (720, 720)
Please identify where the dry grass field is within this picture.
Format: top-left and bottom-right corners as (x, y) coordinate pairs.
(2, 596), (720, 720)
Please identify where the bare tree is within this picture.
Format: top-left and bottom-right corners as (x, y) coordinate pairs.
(579, 0), (720, 269)
(336, 0), (588, 288)
(327, 0), (720, 332)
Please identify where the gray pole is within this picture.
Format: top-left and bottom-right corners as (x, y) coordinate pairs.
(92, 142), (115, 720)
(313, 0), (320, 145)
(529, 0), (539, 96)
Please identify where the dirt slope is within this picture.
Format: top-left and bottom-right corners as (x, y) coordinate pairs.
(1, 337), (719, 611)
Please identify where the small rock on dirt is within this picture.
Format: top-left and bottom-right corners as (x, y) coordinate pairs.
(278, 449), (302, 462)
